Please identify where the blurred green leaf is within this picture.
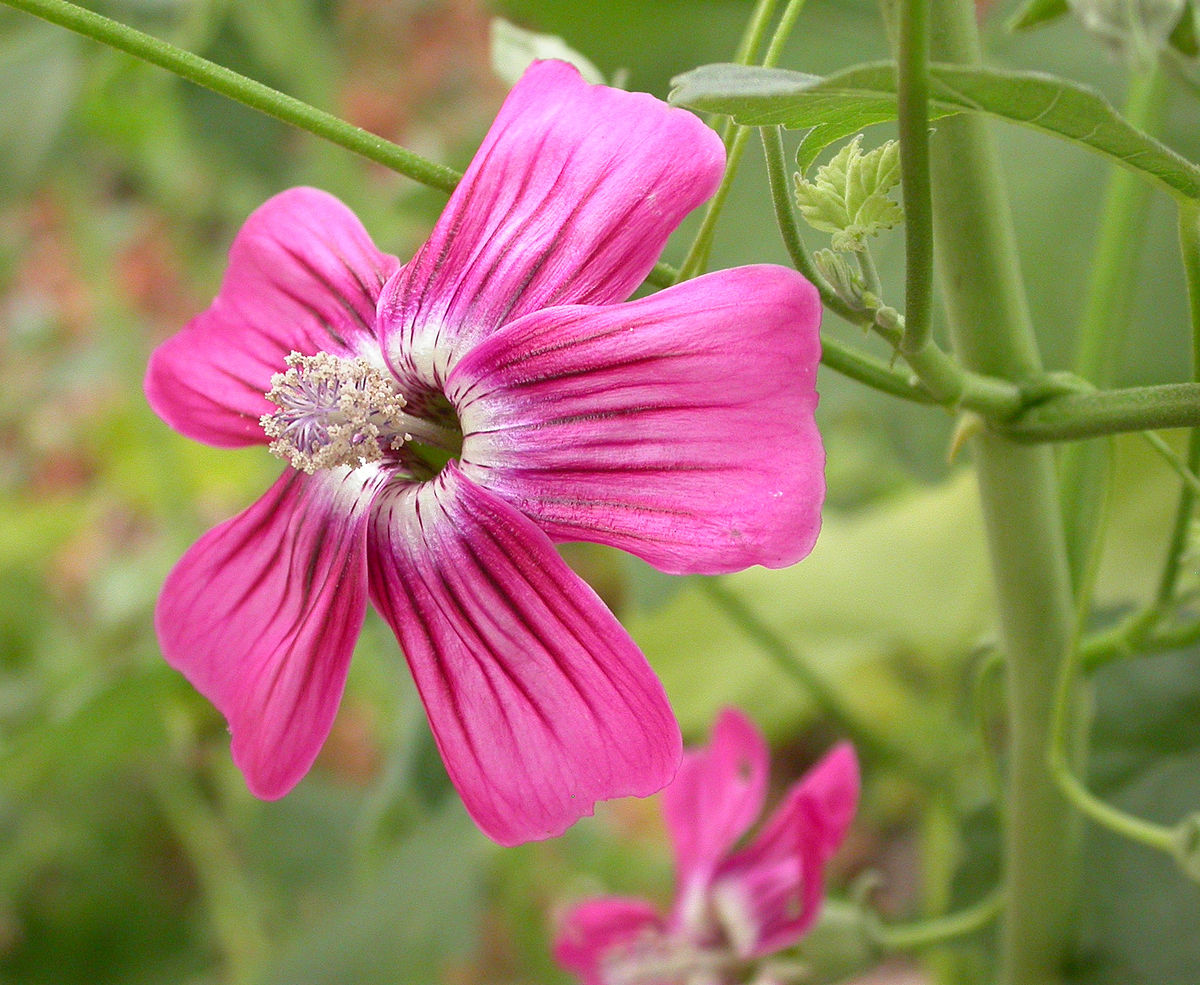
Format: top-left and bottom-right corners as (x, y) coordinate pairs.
(1070, 646), (1200, 983)
(1008, 0), (1072, 31)
(1169, 2), (1199, 55)
(255, 802), (487, 985)
(631, 471), (992, 744)
(0, 664), (179, 793)
(670, 61), (1200, 200)
(0, 21), (82, 194)
(230, 0), (333, 100)
(490, 17), (605, 85)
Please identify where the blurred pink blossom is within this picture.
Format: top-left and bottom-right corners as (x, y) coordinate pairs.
(556, 709), (858, 983)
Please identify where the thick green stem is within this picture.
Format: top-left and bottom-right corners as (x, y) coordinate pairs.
(1058, 67), (1168, 590)
(928, 3), (1078, 983)
(2, 0), (460, 192)
(1157, 202), (1200, 603)
(1004, 381), (1200, 440)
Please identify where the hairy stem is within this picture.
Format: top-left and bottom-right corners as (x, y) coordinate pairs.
(928, 2), (1078, 983)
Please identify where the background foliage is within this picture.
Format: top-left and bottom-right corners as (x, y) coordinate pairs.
(2, 0), (1199, 982)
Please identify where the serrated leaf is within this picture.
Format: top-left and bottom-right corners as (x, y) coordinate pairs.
(670, 61), (1200, 201)
(794, 135), (902, 249)
(1007, 0), (1072, 30)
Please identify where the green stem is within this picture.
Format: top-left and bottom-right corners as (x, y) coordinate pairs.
(677, 0), (806, 281)
(645, 261), (681, 289)
(889, 0), (998, 411)
(732, 0), (783, 66)
(1144, 430), (1200, 497)
(1157, 202), (1200, 604)
(856, 246), (884, 301)
(760, 128), (1027, 411)
(1049, 630), (1176, 861)
(896, 0), (934, 355)
(676, 127), (755, 280)
(1058, 66), (1168, 591)
(929, 3), (1078, 984)
(869, 889), (1004, 951)
(1049, 740), (1176, 853)
(1003, 382), (1200, 441)
(761, 0), (809, 67)
(820, 336), (938, 402)
(698, 579), (941, 785)
(2, 0), (460, 192)
(672, 138), (931, 400)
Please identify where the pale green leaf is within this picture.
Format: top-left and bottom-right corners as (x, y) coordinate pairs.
(489, 17), (605, 86)
(670, 61), (1200, 201)
(794, 135), (902, 249)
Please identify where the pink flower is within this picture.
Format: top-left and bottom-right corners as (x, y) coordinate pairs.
(555, 709), (858, 983)
(144, 61), (825, 846)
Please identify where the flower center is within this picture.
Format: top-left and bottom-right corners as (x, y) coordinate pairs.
(261, 351), (459, 474)
(601, 933), (743, 985)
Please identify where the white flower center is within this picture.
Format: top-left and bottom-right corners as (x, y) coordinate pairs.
(261, 351), (457, 474)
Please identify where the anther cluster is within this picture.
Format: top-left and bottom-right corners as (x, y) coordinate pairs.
(261, 351), (413, 473)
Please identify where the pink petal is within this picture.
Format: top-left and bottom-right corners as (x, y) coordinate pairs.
(450, 265), (824, 575)
(376, 60), (724, 390)
(554, 897), (665, 985)
(145, 188), (400, 447)
(366, 462), (681, 846)
(664, 709), (769, 900)
(155, 466), (385, 798)
(715, 742), (859, 956)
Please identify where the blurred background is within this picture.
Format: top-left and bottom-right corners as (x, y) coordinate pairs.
(3, 0), (1200, 982)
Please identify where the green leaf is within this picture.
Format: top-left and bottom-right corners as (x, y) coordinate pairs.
(669, 61), (1200, 201)
(793, 134), (902, 250)
(1007, 0), (1071, 30)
